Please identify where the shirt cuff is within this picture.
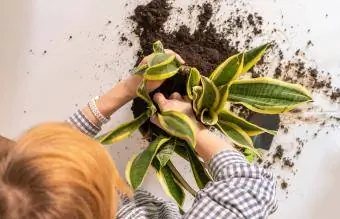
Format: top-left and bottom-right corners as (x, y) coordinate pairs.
(208, 150), (248, 180)
(67, 110), (102, 137)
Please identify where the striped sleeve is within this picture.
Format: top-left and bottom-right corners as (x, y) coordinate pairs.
(184, 150), (278, 219)
(67, 110), (102, 137)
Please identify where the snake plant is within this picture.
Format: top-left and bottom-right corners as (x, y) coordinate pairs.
(97, 41), (312, 208)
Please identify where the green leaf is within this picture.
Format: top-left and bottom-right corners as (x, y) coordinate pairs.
(186, 68), (201, 100)
(192, 86), (203, 114)
(244, 148), (256, 162)
(216, 122), (261, 157)
(167, 161), (197, 197)
(185, 145), (211, 189)
(200, 108), (218, 125)
(227, 78), (313, 114)
(98, 111), (149, 144)
(131, 64), (148, 75)
(218, 109), (277, 136)
(216, 84), (229, 112)
(174, 143), (190, 161)
(148, 53), (173, 67)
(156, 139), (176, 167)
(152, 160), (185, 207)
(157, 166), (185, 207)
(242, 43), (270, 73)
(196, 76), (220, 113)
(126, 136), (170, 189)
(209, 53), (244, 86)
(137, 80), (156, 115)
(157, 111), (197, 148)
(153, 40), (165, 53)
(145, 55), (180, 80)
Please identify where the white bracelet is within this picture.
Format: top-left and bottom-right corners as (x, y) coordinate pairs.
(88, 96), (110, 125)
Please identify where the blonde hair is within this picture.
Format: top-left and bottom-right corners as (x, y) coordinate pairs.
(0, 123), (131, 219)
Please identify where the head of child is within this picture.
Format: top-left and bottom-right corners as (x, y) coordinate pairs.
(0, 123), (130, 219)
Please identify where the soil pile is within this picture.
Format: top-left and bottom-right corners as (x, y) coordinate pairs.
(126, 0), (340, 189)
(131, 1), (239, 76)
(130, 0), (264, 138)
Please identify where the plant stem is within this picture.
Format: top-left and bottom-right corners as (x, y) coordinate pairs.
(167, 161), (197, 197)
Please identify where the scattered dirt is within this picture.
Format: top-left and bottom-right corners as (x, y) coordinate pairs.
(282, 157), (295, 168)
(130, 1), (239, 76)
(124, 0), (340, 190)
(130, 0), (242, 138)
(273, 145), (284, 160)
(330, 88), (340, 101)
(281, 180), (288, 190)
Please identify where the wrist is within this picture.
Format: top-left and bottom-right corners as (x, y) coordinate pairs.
(123, 75), (142, 98)
(95, 76), (141, 118)
(194, 128), (235, 162)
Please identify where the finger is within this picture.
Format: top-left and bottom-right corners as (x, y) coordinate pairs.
(169, 92), (183, 100)
(165, 49), (185, 64)
(150, 115), (161, 127)
(153, 93), (167, 110)
(183, 95), (191, 102)
(175, 54), (185, 64)
(138, 56), (148, 66)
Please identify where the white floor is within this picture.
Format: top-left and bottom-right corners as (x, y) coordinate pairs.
(1, 0), (340, 218)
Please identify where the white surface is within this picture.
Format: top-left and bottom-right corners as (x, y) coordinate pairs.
(1, 0), (340, 218)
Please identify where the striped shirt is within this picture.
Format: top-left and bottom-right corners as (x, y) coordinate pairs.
(68, 110), (277, 219)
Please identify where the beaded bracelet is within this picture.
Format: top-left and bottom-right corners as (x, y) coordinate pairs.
(88, 96), (110, 125)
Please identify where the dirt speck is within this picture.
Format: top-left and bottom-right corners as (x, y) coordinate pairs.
(282, 157), (294, 168)
(273, 145), (284, 160)
(281, 180), (288, 190)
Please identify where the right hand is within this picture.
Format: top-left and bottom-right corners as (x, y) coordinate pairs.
(150, 92), (203, 135)
(152, 92), (235, 161)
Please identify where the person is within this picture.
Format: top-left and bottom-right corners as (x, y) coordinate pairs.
(0, 50), (277, 219)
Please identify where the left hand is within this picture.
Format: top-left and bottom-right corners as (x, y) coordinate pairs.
(130, 49), (185, 93)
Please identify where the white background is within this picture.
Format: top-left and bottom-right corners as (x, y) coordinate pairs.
(1, 0), (340, 218)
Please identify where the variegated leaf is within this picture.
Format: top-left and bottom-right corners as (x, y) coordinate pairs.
(196, 76), (220, 114)
(216, 122), (261, 157)
(200, 108), (218, 125)
(145, 54), (180, 80)
(153, 40), (165, 53)
(137, 80), (156, 115)
(244, 148), (256, 162)
(152, 160), (185, 207)
(167, 161), (197, 197)
(185, 144), (211, 189)
(192, 86), (203, 114)
(157, 111), (196, 148)
(156, 139), (176, 167)
(148, 53), (173, 67)
(98, 111), (149, 144)
(227, 78), (313, 114)
(126, 136), (170, 189)
(131, 64), (148, 75)
(186, 68), (201, 99)
(209, 53), (244, 86)
(242, 43), (270, 73)
(218, 109), (277, 136)
(216, 84), (229, 113)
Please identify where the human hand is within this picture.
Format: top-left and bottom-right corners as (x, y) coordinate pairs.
(150, 92), (204, 135)
(130, 49), (185, 93)
(151, 92), (235, 162)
